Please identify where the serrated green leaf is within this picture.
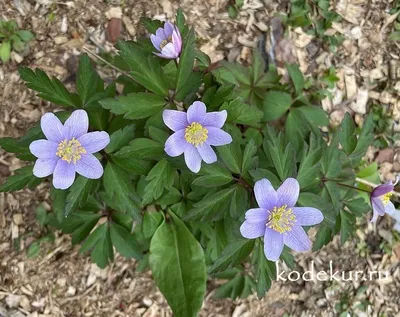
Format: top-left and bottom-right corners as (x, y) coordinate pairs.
(176, 28), (196, 96)
(241, 138), (257, 173)
(220, 98), (263, 126)
(192, 163), (233, 187)
(0, 166), (41, 192)
(286, 64), (304, 94)
(18, 67), (80, 108)
(312, 225), (332, 251)
(229, 185), (249, 218)
(142, 159), (176, 205)
(114, 138), (164, 160)
(100, 92), (167, 120)
(0, 41), (11, 63)
(103, 162), (141, 221)
(105, 124), (135, 154)
(16, 30), (34, 42)
(252, 241), (275, 298)
(91, 226), (113, 268)
(76, 54), (103, 105)
(263, 91), (292, 121)
(140, 17), (163, 33)
(143, 211), (163, 239)
(0, 137), (35, 160)
(80, 223), (108, 254)
(110, 222), (142, 259)
(150, 211), (206, 317)
(209, 239), (254, 274)
(339, 113), (357, 155)
(65, 176), (98, 216)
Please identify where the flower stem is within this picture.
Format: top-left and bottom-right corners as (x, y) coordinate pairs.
(335, 182), (372, 193)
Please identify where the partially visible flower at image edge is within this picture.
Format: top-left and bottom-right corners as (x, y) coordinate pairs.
(163, 101), (232, 173)
(240, 178), (324, 262)
(150, 21), (182, 59)
(370, 177), (399, 223)
(29, 110), (110, 190)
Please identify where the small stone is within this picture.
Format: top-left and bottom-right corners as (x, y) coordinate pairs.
(66, 286), (76, 296)
(142, 297), (153, 307)
(60, 15), (68, 33)
(6, 295), (21, 308)
(54, 36), (69, 45)
(20, 296), (30, 310)
(350, 88), (368, 114)
(105, 7), (122, 19)
(31, 298), (45, 308)
(350, 26), (362, 39)
(122, 16), (136, 37)
(13, 214), (23, 225)
(86, 272), (97, 287)
(56, 277), (67, 287)
(11, 52), (23, 64)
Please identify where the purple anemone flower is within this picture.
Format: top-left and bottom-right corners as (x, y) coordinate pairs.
(240, 178), (324, 262)
(163, 101), (232, 173)
(370, 178), (398, 222)
(29, 110), (110, 190)
(150, 21), (182, 59)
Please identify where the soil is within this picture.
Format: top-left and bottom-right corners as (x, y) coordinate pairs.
(1, 0), (400, 316)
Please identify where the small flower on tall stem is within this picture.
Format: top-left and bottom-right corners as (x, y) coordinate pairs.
(150, 22), (182, 59)
(240, 178), (324, 261)
(29, 110), (110, 190)
(370, 177), (399, 222)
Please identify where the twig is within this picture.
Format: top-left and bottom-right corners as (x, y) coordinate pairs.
(81, 45), (137, 82)
(355, 177), (400, 198)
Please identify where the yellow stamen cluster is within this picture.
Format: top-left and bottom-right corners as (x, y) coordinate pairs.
(184, 122), (208, 147)
(267, 205), (296, 233)
(56, 138), (86, 164)
(381, 193), (393, 206)
(160, 36), (173, 50)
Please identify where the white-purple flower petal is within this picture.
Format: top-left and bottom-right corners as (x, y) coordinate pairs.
(64, 109), (89, 139)
(196, 144), (217, 164)
(187, 101), (206, 124)
(240, 220), (267, 239)
(254, 178), (278, 210)
(163, 110), (188, 132)
(203, 110), (227, 128)
(292, 207), (324, 226)
(165, 130), (187, 157)
(283, 226), (311, 252)
(53, 160), (76, 190)
(41, 113), (65, 143)
(277, 178), (299, 207)
(206, 127), (233, 146)
(244, 208), (268, 224)
(33, 158), (58, 178)
(184, 144), (202, 173)
(151, 22), (182, 59)
(29, 140), (58, 159)
(75, 154), (104, 179)
(264, 228), (284, 261)
(77, 131), (110, 154)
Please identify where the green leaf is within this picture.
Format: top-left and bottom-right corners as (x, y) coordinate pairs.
(157, 187), (182, 206)
(117, 41), (169, 96)
(389, 31), (400, 41)
(100, 92), (167, 119)
(0, 41), (11, 63)
(349, 113), (374, 165)
(65, 176), (98, 216)
(176, 28), (196, 96)
(241, 139), (257, 173)
(0, 137), (34, 160)
(143, 211), (163, 239)
(105, 124), (135, 154)
(185, 187), (236, 221)
(229, 185), (249, 218)
(114, 138), (164, 160)
(103, 162), (141, 221)
(209, 239), (254, 274)
(297, 138), (322, 189)
(339, 113), (357, 155)
(140, 17), (163, 33)
(176, 9), (189, 38)
(192, 164), (233, 187)
(220, 98), (263, 126)
(142, 159), (176, 205)
(16, 30), (34, 42)
(297, 105), (329, 126)
(252, 241), (276, 298)
(18, 67), (79, 108)
(27, 241), (41, 258)
(50, 187), (67, 223)
(263, 91), (292, 121)
(216, 131), (242, 174)
(340, 209), (355, 244)
(76, 54), (103, 105)
(0, 166), (41, 192)
(150, 211), (206, 317)
(312, 225), (332, 251)
(110, 222), (142, 259)
(35, 204), (48, 226)
(91, 226), (114, 268)
(80, 223), (108, 254)
(286, 64), (304, 94)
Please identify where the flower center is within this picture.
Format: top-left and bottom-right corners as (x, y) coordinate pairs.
(381, 193), (393, 206)
(160, 36), (173, 50)
(184, 122), (208, 147)
(56, 138), (86, 164)
(267, 205), (296, 233)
